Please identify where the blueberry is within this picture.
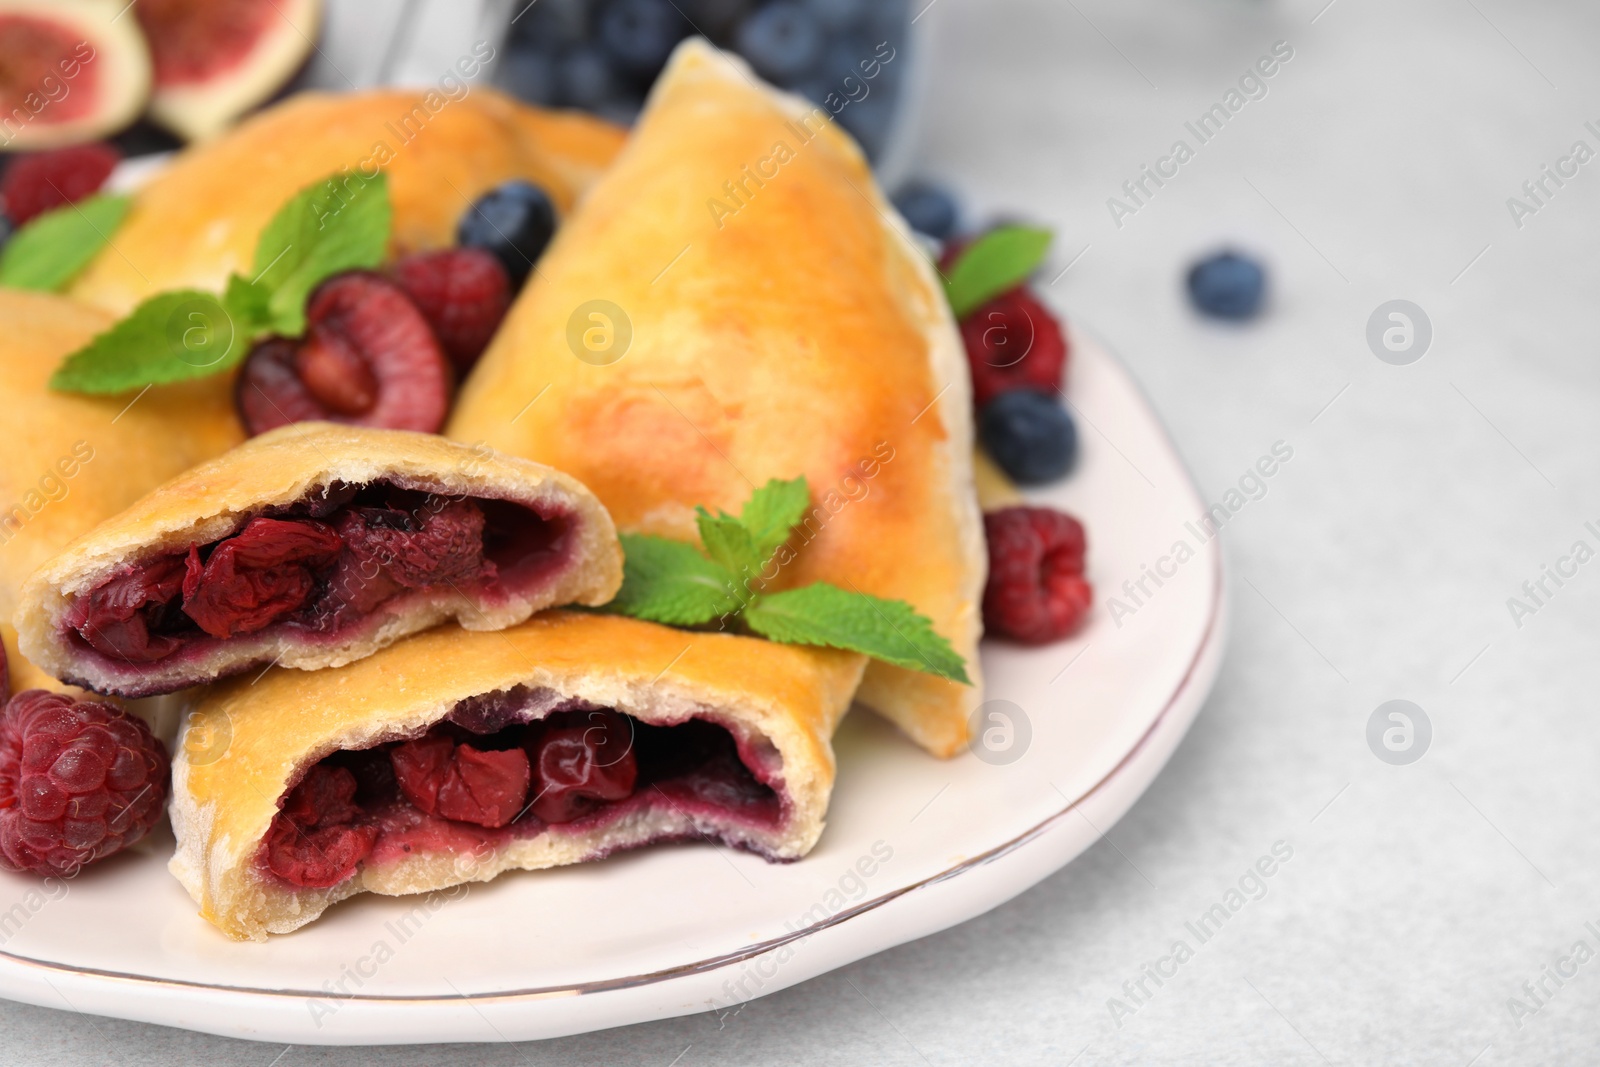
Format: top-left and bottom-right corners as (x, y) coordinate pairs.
(681, 0), (752, 41)
(864, 3), (908, 43)
(790, 75), (838, 109)
(499, 49), (557, 104)
(599, 0), (689, 78)
(979, 391), (1077, 485)
(892, 181), (959, 240)
(836, 90), (894, 157)
(557, 47), (621, 108)
(818, 37), (878, 87)
(735, 2), (824, 82)
(508, 0), (588, 48)
(0, 213), (12, 250)
(1186, 250), (1266, 320)
(804, 0), (868, 32)
(457, 181), (557, 287)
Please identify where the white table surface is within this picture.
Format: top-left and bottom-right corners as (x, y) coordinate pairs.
(9, 0), (1600, 1061)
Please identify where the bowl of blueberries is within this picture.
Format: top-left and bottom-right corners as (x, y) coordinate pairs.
(494, 0), (930, 186)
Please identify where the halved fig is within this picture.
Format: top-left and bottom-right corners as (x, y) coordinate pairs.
(0, 0), (152, 151)
(134, 0), (322, 142)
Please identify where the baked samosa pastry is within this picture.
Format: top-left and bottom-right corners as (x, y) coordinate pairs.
(170, 612), (866, 940)
(17, 424), (621, 698)
(447, 41), (984, 757)
(0, 289), (243, 693)
(70, 88), (626, 316)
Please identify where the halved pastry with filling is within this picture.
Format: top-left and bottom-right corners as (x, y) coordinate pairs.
(170, 612), (866, 940)
(16, 424), (621, 697)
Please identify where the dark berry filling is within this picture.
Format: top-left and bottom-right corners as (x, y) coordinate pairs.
(65, 482), (573, 669)
(258, 691), (783, 889)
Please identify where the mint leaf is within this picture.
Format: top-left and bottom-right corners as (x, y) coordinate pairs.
(609, 533), (742, 625)
(50, 289), (250, 394)
(943, 225), (1051, 320)
(695, 508), (761, 581)
(0, 194), (130, 292)
(49, 172), (396, 395)
(222, 273), (273, 335)
(600, 481), (970, 684)
(745, 583), (971, 684)
(740, 476), (811, 561)
(253, 172), (391, 334)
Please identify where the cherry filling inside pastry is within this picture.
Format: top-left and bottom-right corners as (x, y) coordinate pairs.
(258, 694), (783, 888)
(63, 481), (573, 667)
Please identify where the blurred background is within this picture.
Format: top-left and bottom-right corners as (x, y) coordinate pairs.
(6, 0), (1600, 1063)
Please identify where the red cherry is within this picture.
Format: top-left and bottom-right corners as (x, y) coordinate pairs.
(527, 710), (638, 823)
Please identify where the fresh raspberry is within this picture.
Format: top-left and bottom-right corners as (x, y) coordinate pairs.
(0, 690), (170, 877)
(235, 272), (453, 437)
(982, 506), (1092, 644)
(262, 764), (377, 888)
(959, 287), (1069, 408)
(1, 144), (121, 225)
(391, 248), (511, 373)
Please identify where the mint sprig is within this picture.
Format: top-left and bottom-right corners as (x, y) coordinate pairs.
(49, 172), (391, 395)
(50, 289), (241, 394)
(252, 173), (392, 334)
(610, 533), (744, 624)
(0, 194), (130, 292)
(745, 583), (970, 682)
(943, 224), (1051, 320)
(605, 477), (971, 684)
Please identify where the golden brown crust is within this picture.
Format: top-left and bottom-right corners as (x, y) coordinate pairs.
(0, 290), (243, 702)
(16, 424), (622, 696)
(1, 622), (73, 697)
(70, 88), (627, 316)
(446, 42), (984, 757)
(0, 291), (245, 620)
(169, 612), (866, 940)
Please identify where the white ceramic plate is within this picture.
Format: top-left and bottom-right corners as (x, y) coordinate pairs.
(0, 327), (1224, 1044)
